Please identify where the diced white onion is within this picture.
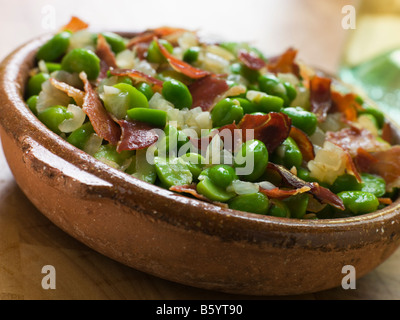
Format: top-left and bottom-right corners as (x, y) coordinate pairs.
(68, 30), (95, 52)
(229, 180), (259, 195)
(36, 80), (70, 113)
(116, 49), (135, 69)
(257, 181), (276, 190)
(58, 104), (86, 133)
(83, 133), (103, 156)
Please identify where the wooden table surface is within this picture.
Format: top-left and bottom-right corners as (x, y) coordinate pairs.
(1, 0), (400, 300)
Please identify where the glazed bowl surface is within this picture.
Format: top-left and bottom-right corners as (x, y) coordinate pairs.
(1, 33), (400, 296)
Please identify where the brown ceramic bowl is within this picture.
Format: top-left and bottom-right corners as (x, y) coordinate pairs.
(1, 33), (400, 296)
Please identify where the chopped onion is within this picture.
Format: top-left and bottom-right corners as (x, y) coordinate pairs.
(257, 181), (276, 190)
(229, 180), (259, 195)
(116, 49), (135, 69)
(36, 80), (70, 113)
(83, 133), (103, 156)
(58, 104), (86, 133)
(68, 30), (96, 52)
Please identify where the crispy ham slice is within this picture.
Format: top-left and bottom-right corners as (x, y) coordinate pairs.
(238, 113), (292, 154)
(289, 126), (315, 162)
(170, 184), (228, 208)
(238, 50), (266, 70)
(326, 126), (390, 157)
(189, 75), (229, 111)
(60, 16), (89, 32)
(155, 37), (210, 79)
(80, 72), (121, 145)
(259, 186), (311, 200)
(116, 119), (159, 152)
(310, 75), (332, 122)
(267, 47), (300, 77)
(110, 68), (164, 93)
(331, 91), (361, 122)
(267, 163), (345, 210)
(49, 78), (85, 106)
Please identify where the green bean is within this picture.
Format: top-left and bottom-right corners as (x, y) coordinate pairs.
(26, 95), (39, 115)
(228, 192), (269, 215)
(180, 153), (205, 179)
(234, 139), (269, 182)
(94, 144), (134, 168)
(230, 62), (260, 83)
(258, 74), (291, 106)
(283, 193), (309, 219)
(338, 191), (379, 215)
(331, 174), (362, 194)
(268, 199), (291, 218)
(136, 82), (154, 100)
(235, 98), (258, 114)
(211, 98), (244, 127)
(360, 173), (386, 197)
(127, 108), (167, 128)
(197, 176), (236, 202)
(61, 48), (100, 80)
(358, 105), (385, 129)
(132, 149), (157, 184)
(154, 156), (193, 188)
(246, 90), (284, 113)
(45, 62), (62, 73)
(67, 122), (95, 150)
(36, 31), (71, 62)
(27, 72), (50, 97)
(282, 107), (318, 136)
(183, 46), (201, 63)
(147, 39), (173, 63)
(208, 164), (238, 189)
(272, 137), (303, 169)
(103, 83), (148, 119)
(37, 105), (73, 134)
(162, 79), (192, 110)
(101, 32), (126, 54)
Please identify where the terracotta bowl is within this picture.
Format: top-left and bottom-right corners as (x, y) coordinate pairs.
(1, 33), (400, 296)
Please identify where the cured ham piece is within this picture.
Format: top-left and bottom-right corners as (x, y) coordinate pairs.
(289, 126), (315, 162)
(116, 119), (159, 152)
(238, 50), (266, 70)
(189, 75), (229, 111)
(259, 186), (311, 200)
(238, 113), (292, 154)
(267, 47), (300, 77)
(331, 91), (361, 122)
(155, 37), (210, 79)
(267, 163), (345, 210)
(96, 34), (117, 69)
(110, 68), (164, 93)
(49, 78), (85, 106)
(326, 126), (390, 157)
(79, 72), (121, 145)
(309, 75), (332, 122)
(60, 16), (88, 32)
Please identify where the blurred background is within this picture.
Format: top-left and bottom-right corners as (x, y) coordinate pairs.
(2, 0), (400, 300)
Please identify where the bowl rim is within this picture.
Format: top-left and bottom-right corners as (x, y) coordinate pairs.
(1, 32), (400, 246)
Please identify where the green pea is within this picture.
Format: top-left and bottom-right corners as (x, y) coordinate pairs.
(136, 82), (154, 100)
(27, 72), (50, 97)
(154, 156), (193, 188)
(283, 193), (309, 219)
(101, 32), (126, 54)
(94, 144), (134, 167)
(37, 105), (73, 134)
(338, 191), (379, 215)
(197, 176), (236, 202)
(116, 76), (133, 86)
(358, 106), (385, 129)
(26, 95), (39, 115)
(147, 39), (173, 63)
(360, 173), (386, 198)
(180, 153), (205, 179)
(234, 139), (269, 182)
(236, 98), (258, 114)
(258, 74), (291, 106)
(230, 62), (260, 83)
(103, 83), (148, 119)
(61, 48), (100, 80)
(211, 98), (244, 127)
(45, 62), (62, 73)
(183, 46), (201, 63)
(331, 174), (362, 194)
(162, 79), (193, 110)
(297, 167), (314, 182)
(282, 107), (318, 136)
(208, 164), (238, 189)
(283, 82), (297, 103)
(228, 192), (269, 215)
(67, 122), (95, 150)
(127, 108), (167, 128)
(36, 31), (71, 62)
(272, 137), (303, 169)
(246, 90), (284, 113)
(268, 199), (291, 218)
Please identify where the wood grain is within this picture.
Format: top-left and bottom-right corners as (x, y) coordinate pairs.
(1, 0), (400, 300)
